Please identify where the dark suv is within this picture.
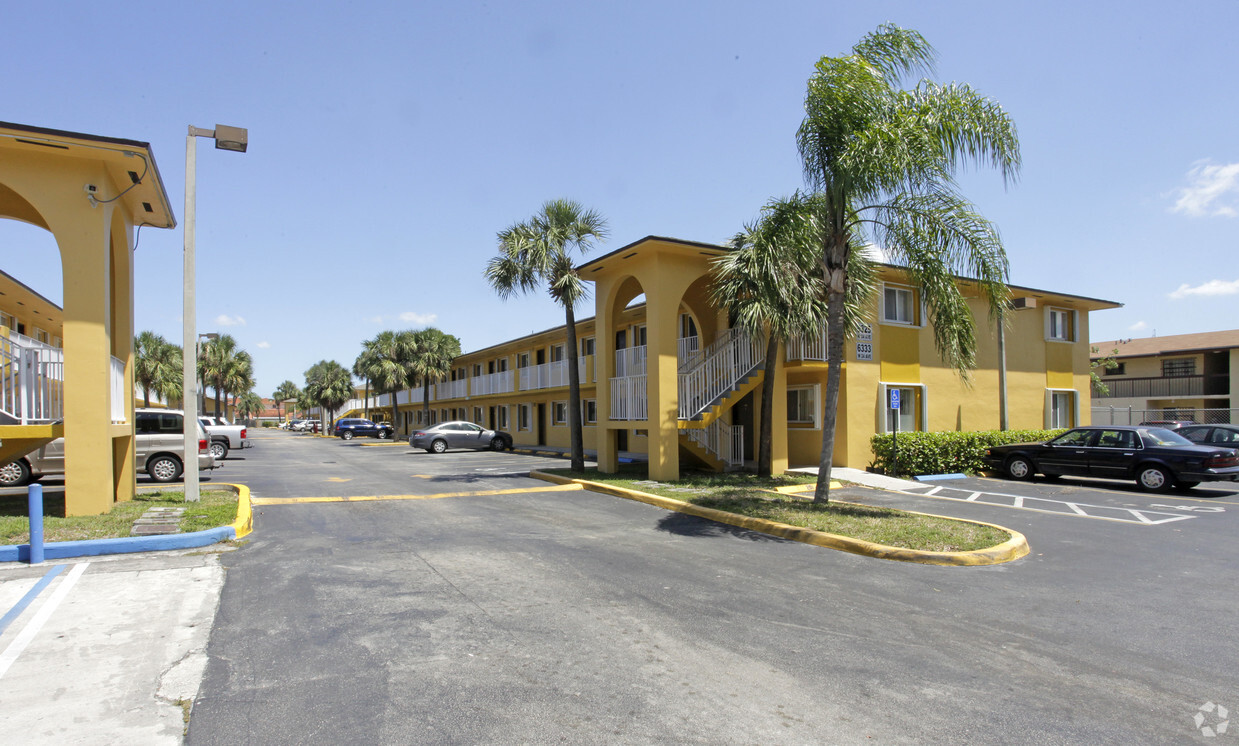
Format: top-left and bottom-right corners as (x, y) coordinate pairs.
(333, 418), (394, 440)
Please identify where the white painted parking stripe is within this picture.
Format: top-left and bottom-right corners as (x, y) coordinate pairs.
(0, 562), (89, 681)
(900, 485), (1196, 525)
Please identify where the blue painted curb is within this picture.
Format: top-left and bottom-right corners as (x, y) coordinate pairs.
(912, 473), (968, 482)
(0, 526), (236, 563)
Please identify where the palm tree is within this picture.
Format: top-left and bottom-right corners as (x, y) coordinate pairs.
(406, 328), (461, 428)
(484, 199), (608, 472)
(272, 380), (300, 422)
(362, 330), (416, 430)
(353, 345), (378, 421)
(304, 360), (354, 429)
(199, 335), (254, 419)
(712, 193), (875, 476)
(796, 24), (1019, 502)
(235, 391), (265, 423)
(134, 331), (182, 407)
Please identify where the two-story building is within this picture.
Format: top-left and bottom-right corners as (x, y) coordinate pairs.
(1091, 330), (1239, 425)
(342, 236), (1117, 479)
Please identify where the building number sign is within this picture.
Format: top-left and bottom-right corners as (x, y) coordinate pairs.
(856, 342), (873, 361)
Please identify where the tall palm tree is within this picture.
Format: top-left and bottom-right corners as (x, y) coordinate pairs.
(797, 24), (1019, 502)
(272, 380), (300, 422)
(362, 330), (416, 430)
(712, 193), (875, 476)
(407, 328), (461, 428)
(484, 199), (608, 472)
(134, 331), (182, 407)
(235, 391), (265, 422)
(304, 360), (354, 429)
(353, 345), (378, 421)
(199, 335), (254, 419)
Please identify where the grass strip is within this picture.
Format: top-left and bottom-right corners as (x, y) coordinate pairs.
(0, 489), (238, 545)
(544, 466), (1008, 553)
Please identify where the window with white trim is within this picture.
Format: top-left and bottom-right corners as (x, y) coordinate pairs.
(497, 405), (509, 430)
(551, 344), (565, 362)
(583, 399), (597, 424)
(787, 385), (819, 427)
(552, 401), (567, 425)
(580, 337), (595, 356)
(473, 407), (483, 423)
(1047, 307), (1075, 342)
(882, 285), (916, 325)
(1049, 390), (1076, 428)
(879, 383), (926, 433)
(518, 353), (530, 368)
(518, 404), (531, 431)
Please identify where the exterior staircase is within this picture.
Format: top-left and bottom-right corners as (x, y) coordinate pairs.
(0, 331), (65, 465)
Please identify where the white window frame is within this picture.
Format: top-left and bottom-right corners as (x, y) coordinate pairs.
(881, 284), (918, 326)
(518, 403), (531, 431)
(550, 344), (565, 362)
(580, 336), (595, 356)
(497, 405), (509, 430)
(877, 382), (928, 434)
(583, 399), (597, 424)
(1046, 307), (1076, 342)
(1045, 388), (1079, 429)
(787, 384), (820, 428)
(552, 401), (568, 426)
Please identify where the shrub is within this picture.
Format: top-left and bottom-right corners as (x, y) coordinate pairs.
(870, 429), (1066, 477)
(262, 421), (276, 428)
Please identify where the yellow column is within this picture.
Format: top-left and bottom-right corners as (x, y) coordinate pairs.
(770, 346), (789, 475)
(594, 281), (618, 473)
(645, 271), (680, 482)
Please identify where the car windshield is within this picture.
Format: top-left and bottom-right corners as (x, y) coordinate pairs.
(1138, 428), (1193, 447)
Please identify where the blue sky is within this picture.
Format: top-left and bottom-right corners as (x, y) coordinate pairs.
(3, 1), (1237, 395)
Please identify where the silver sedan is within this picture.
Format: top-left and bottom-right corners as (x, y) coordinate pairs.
(410, 421), (513, 453)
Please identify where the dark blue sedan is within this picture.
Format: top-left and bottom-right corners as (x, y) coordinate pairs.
(333, 418), (395, 440)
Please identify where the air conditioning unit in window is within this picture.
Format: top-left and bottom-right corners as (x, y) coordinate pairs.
(1009, 297), (1037, 310)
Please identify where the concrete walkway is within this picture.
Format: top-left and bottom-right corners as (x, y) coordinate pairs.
(787, 465), (921, 491)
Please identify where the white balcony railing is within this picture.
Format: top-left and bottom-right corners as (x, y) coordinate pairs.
(436, 379), (467, 400)
(0, 333), (64, 424)
(110, 355), (126, 423)
(609, 375), (647, 421)
(678, 329), (763, 420)
(677, 335), (701, 371)
(471, 370), (515, 397)
(615, 345), (647, 377)
(786, 326), (829, 362)
(519, 360), (571, 391)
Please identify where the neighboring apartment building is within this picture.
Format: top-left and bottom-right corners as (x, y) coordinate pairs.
(343, 236), (1117, 479)
(1091, 330), (1239, 424)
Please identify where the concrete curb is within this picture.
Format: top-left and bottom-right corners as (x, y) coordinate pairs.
(530, 471), (1029, 566)
(0, 483), (252, 563)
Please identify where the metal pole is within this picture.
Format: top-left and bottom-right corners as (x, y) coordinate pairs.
(998, 307), (1009, 430)
(28, 483), (44, 564)
(183, 130), (200, 502)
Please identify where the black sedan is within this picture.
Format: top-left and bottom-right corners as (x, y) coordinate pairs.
(410, 421), (513, 453)
(984, 425), (1239, 492)
(1178, 423), (1239, 447)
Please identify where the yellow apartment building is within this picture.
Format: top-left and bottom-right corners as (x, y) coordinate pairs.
(1, 121), (176, 515)
(348, 236), (1118, 480)
(1091, 329), (1239, 424)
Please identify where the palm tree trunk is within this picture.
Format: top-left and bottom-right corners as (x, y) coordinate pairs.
(564, 304), (585, 472)
(142, 385), (151, 408)
(757, 334), (779, 478)
(813, 287), (848, 503)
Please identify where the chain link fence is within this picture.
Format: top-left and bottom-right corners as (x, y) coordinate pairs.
(1091, 407), (1238, 426)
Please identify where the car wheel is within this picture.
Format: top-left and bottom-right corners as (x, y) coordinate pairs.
(1005, 455), (1034, 481)
(432, 439), (448, 454)
(209, 441), (228, 460)
(490, 437), (506, 452)
(0, 459), (32, 487)
(1137, 465), (1173, 493)
(148, 455), (183, 483)
(378, 430), (389, 439)
(341, 431), (354, 440)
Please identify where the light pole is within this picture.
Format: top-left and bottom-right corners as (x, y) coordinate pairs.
(183, 124), (247, 502)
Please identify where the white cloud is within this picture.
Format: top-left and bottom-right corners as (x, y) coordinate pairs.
(399, 311), (438, 325)
(1168, 278), (1239, 299)
(215, 314), (246, 326)
(256, 341), (271, 349)
(1171, 161), (1239, 217)
(1128, 321), (1148, 332)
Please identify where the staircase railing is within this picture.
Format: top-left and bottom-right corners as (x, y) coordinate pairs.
(685, 420), (744, 467)
(0, 334), (64, 425)
(677, 328), (763, 420)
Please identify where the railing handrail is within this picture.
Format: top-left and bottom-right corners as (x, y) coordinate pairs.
(1093, 373), (1229, 399)
(0, 333), (65, 424)
(677, 329), (763, 420)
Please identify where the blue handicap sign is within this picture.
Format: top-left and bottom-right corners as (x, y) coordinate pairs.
(890, 389), (901, 410)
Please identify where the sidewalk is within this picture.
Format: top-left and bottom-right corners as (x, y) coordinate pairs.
(786, 465), (921, 491)
(0, 548), (229, 743)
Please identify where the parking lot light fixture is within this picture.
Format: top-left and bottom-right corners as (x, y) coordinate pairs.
(184, 124), (246, 502)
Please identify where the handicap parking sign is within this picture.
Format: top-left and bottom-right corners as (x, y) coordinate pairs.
(890, 389), (900, 410)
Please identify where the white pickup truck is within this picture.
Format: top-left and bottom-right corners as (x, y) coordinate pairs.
(197, 416), (249, 460)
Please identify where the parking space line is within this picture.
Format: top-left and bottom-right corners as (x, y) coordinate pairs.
(0, 562), (89, 681)
(252, 483), (583, 505)
(900, 485), (1195, 525)
(0, 564), (67, 637)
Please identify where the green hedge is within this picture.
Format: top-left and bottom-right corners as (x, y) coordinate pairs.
(870, 429), (1066, 477)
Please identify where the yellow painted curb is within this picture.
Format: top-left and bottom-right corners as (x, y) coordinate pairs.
(252, 483), (583, 506)
(217, 483), (253, 539)
(772, 482), (839, 494)
(529, 470), (1028, 566)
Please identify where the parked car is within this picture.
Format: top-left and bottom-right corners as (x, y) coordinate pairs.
(984, 425), (1239, 492)
(410, 421), (513, 453)
(290, 419), (316, 432)
(333, 418), (394, 440)
(0, 409), (216, 487)
(1177, 423), (1239, 447)
(1137, 420), (1194, 430)
(198, 415), (248, 459)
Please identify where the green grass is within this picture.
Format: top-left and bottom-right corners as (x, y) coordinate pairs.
(0, 489), (238, 545)
(543, 466), (1008, 552)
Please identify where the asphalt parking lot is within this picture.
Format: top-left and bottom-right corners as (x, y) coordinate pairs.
(181, 430), (1239, 743)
